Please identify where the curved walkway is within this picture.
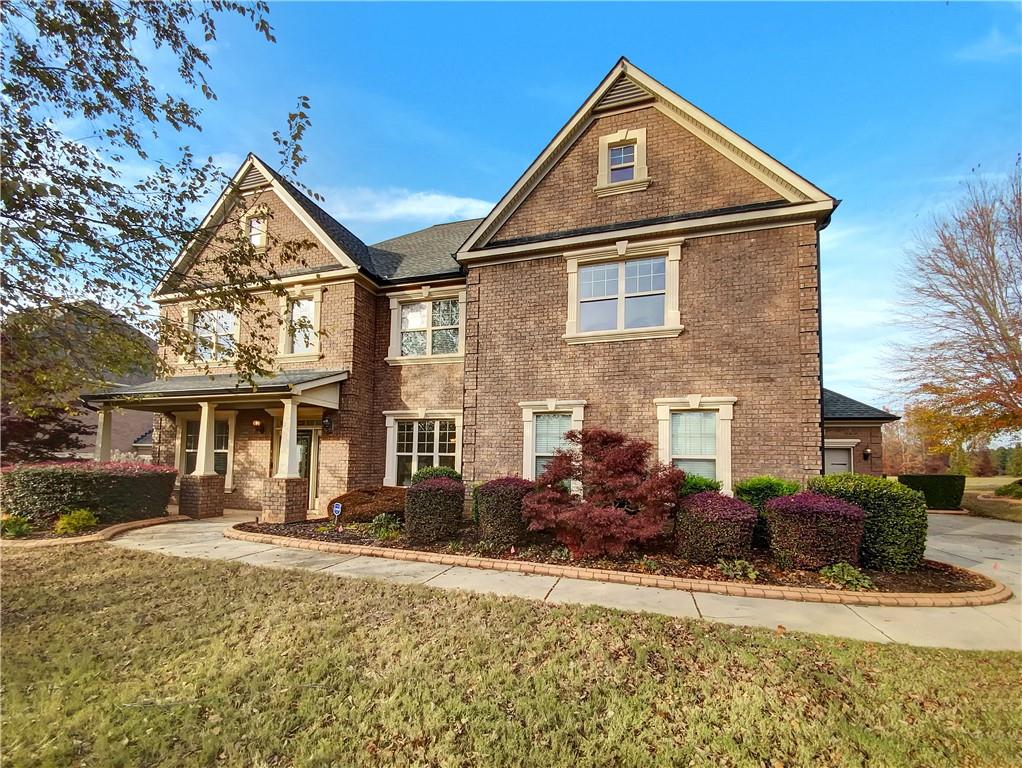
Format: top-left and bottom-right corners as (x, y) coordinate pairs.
(109, 512), (1021, 651)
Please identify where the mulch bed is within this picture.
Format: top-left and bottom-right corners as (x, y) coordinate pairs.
(236, 518), (993, 594)
(6, 525), (105, 541)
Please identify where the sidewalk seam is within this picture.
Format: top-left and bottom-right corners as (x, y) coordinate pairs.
(846, 605), (896, 644)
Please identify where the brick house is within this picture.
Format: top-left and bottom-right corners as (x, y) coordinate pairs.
(85, 59), (897, 521)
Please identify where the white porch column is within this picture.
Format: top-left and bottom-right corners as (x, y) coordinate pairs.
(193, 401), (217, 475)
(95, 407), (112, 461)
(275, 398), (300, 478)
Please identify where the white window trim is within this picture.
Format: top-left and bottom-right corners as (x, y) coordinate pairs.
(595, 128), (650, 197)
(173, 410), (237, 492)
(519, 400), (586, 481)
(824, 438), (860, 474)
(383, 409), (463, 486)
(276, 285), (323, 363)
(386, 285), (467, 366)
(655, 395), (736, 494)
(564, 239), (683, 345)
(181, 304), (241, 363)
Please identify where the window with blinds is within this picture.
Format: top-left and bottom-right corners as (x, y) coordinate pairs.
(670, 410), (717, 480)
(534, 412), (572, 478)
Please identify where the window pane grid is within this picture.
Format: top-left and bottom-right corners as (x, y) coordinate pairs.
(395, 419), (457, 485)
(400, 299), (460, 357)
(184, 421), (229, 477)
(577, 257), (666, 332)
(193, 309), (237, 360)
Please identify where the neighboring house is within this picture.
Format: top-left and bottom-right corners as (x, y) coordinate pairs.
(84, 58), (896, 521)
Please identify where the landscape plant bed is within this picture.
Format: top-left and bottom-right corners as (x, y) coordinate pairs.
(236, 518), (993, 595)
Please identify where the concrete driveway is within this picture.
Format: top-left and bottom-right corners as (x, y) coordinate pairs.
(109, 512), (1021, 651)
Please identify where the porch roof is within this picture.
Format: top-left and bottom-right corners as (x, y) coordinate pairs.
(82, 369), (349, 405)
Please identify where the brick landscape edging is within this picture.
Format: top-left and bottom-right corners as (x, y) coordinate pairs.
(223, 526), (1013, 607)
(0, 515), (185, 549)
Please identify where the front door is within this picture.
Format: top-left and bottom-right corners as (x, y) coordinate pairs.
(824, 447), (852, 474)
(296, 430), (315, 504)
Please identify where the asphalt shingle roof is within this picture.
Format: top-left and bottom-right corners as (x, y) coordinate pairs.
(83, 369), (348, 402)
(822, 388), (899, 421)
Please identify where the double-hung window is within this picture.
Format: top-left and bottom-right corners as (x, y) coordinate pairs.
(288, 297), (315, 355)
(184, 421), (229, 475)
(395, 418), (457, 485)
(533, 412), (572, 478)
(578, 256), (666, 333)
(400, 299), (460, 357)
(608, 144), (636, 183)
(669, 410), (717, 480)
(193, 309), (237, 360)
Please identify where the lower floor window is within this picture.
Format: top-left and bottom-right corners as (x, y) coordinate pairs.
(670, 410), (717, 480)
(184, 420), (229, 475)
(533, 412), (572, 478)
(395, 419), (456, 485)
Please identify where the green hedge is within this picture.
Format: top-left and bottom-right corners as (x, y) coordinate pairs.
(404, 477), (465, 544)
(897, 475), (965, 510)
(734, 475), (801, 546)
(410, 465), (462, 485)
(1, 462), (177, 527)
(476, 477), (534, 550)
(808, 474), (927, 572)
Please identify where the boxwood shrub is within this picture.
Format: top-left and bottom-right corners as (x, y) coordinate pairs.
(675, 491), (757, 563)
(1, 462), (177, 527)
(897, 474), (966, 510)
(410, 465), (462, 485)
(404, 477), (465, 543)
(476, 477), (534, 549)
(764, 492), (865, 569)
(734, 475), (801, 546)
(808, 474), (927, 572)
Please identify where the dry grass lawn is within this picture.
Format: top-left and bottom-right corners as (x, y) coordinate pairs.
(962, 476), (1022, 523)
(2, 545), (1020, 767)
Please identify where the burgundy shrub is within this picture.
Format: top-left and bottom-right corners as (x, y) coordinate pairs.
(764, 491), (866, 569)
(476, 477), (535, 549)
(675, 491), (757, 563)
(521, 428), (686, 558)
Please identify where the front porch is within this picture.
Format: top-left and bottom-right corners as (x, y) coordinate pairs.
(83, 370), (349, 522)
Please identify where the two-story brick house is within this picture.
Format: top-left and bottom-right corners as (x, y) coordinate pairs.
(85, 59), (897, 522)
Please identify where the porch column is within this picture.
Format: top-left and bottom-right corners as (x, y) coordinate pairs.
(193, 401), (217, 475)
(95, 407), (112, 461)
(274, 398), (300, 478)
(263, 397), (307, 523)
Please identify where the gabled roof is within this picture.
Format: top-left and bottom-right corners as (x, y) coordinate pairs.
(459, 57), (835, 255)
(822, 389), (900, 422)
(368, 219), (478, 283)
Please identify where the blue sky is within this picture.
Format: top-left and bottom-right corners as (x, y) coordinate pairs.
(147, 2), (1021, 408)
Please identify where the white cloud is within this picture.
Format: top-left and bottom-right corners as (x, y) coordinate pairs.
(954, 27), (1021, 61)
(320, 187), (493, 224)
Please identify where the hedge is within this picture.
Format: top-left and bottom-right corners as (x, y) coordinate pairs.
(808, 474), (927, 572)
(476, 477), (534, 549)
(404, 477), (465, 543)
(325, 486), (406, 523)
(1, 462), (177, 527)
(764, 492), (865, 569)
(410, 465), (462, 485)
(678, 475), (722, 497)
(734, 475), (800, 547)
(675, 491), (757, 563)
(897, 474), (965, 510)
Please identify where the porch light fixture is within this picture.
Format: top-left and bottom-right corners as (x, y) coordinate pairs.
(862, 447), (872, 461)
(251, 418), (264, 434)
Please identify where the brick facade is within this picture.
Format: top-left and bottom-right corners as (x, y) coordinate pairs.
(179, 474), (225, 518)
(824, 424), (886, 476)
(261, 477), (309, 523)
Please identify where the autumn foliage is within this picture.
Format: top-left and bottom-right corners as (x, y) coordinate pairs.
(521, 428), (686, 558)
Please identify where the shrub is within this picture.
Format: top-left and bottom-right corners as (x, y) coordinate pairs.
(522, 429), (686, 558)
(735, 475), (801, 546)
(820, 562), (875, 591)
(53, 508), (99, 536)
(808, 474), (927, 572)
(1, 514), (32, 539)
(476, 477), (535, 549)
(410, 465), (462, 485)
(1, 462), (176, 527)
(675, 492), (757, 563)
(368, 513), (402, 540)
(764, 492), (865, 569)
(325, 486), (406, 523)
(718, 559), (759, 582)
(404, 477), (465, 543)
(678, 475), (722, 496)
(897, 474), (965, 510)
(995, 480), (1022, 500)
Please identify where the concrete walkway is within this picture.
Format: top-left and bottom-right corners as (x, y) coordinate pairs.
(109, 513), (1022, 651)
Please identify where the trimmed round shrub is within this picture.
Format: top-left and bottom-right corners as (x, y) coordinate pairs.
(1, 462), (177, 526)
(734, 475), (801, 547)
(897, 474), (965, 510)
(808, 474), (927, 572)
(678, 475), (722, 497)
(476, 477), (534, 549)
(325, 486), (406, 523)
(410, 465), (462, 485)
(404, 477), (465, 543)
(675, 491), (757, 563)
(764, 492), (865, 569)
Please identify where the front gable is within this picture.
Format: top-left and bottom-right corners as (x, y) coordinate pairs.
(461, 59), (834, 255)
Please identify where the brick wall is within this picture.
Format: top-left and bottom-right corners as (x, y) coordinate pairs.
(824, 424), (885, 476)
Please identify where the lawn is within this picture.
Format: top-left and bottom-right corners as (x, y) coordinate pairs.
(2, 546), (1020, 768)
(962, 476), (1022, 523)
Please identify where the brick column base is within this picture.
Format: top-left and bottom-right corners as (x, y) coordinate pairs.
(179, 474), (225, 519)
(261, 477), (309, 523)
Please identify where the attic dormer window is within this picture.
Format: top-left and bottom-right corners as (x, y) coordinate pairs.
(595, 128), (650, 196)
(609, 144), (635, 183)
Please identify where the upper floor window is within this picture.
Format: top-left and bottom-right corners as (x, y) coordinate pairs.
(247, 216), (267, 250)
(288, 297), (315, 355)
(193, 309), (237, 360)
(579, 256), (666, 332)
(609, 144), (636, 183)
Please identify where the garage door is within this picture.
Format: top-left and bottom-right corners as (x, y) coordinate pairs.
(824, 447), (852, 474)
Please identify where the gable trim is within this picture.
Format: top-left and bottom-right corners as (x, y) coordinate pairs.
(459, 58), (834, 255)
